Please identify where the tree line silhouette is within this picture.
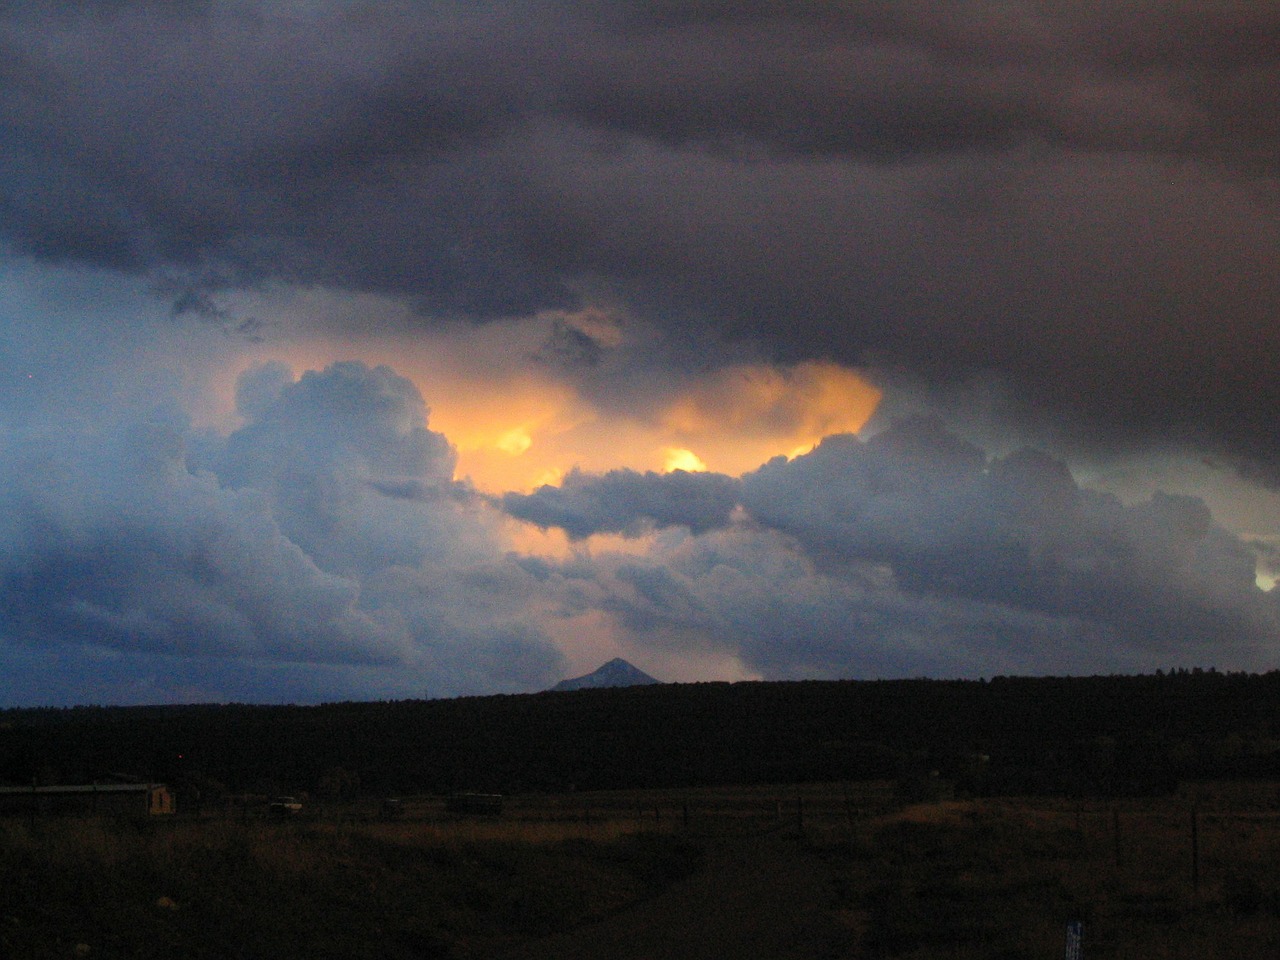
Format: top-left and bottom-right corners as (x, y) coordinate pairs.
(2, 670), (1277, 803)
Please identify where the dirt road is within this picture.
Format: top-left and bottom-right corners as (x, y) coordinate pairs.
(496, 829), (851, 960)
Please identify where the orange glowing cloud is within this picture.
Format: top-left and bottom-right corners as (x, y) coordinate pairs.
(434, 358), (880, 492)
(200, 292), (880, 496)
(657, 361), (882, 475)
(663, 448), (709, 473)
(421, 376), (593, 493)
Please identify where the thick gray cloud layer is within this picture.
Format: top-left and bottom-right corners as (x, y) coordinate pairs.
(0, 356), (1272, 705)
(512, 417), (1275, 677)
(0, 362), (566, 704)
(739, 420), (1271, 664)
(502, 467), (740, 539)
(2, 2), (1279, 703)
(0, 411), (388, 665)
(3, 2), (1279, 476)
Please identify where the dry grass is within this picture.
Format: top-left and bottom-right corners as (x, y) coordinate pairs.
(810, 784), (1280, 960)
(356, 816), (660, 848)
(5, 782), (1278, 959)
(0, 807), (700, 960)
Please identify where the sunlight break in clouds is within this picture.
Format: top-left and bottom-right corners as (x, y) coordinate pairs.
(208, 293), (885, 495)
(432, 357), (882, 493)
(419, 358), (879, 492)
(663, 448), (708, 473)
(7, 2), (1280, 706)
(658, 362), (884, 474)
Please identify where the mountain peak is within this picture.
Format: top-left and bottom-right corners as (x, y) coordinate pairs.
(550, 658), (662, 692)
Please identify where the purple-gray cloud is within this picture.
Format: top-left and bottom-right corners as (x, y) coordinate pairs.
(502, 467), (740, 540)
(738, 419), (1271, 662)
(2, 1), (1279, 703)
(510, 417), (1275, 677)
(0, 362), (566, 704)
(2, 1), (1278, 484)
(0, 410), (395, 667)
(216, 361), (464, 575)
(0, 357), (1274, 705)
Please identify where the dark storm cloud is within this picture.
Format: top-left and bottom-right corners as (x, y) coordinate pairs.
(530, 320), (605, 371)
(502, 467), (740, 540)
(0, 411), (396, 667)
(737, 418), (1272, 665)
(217, 361), (464, 576)
(0, 1), (578, 311)
(210, 361), (567, 692)
(519, 416), (1275, 675)
(0, 362), (567, 703)
(588, 526), (1143, 680)
(3, 1), (1280, 475)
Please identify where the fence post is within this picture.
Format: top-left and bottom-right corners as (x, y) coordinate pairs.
(1064, 920), (1084, 960)
(1191, 804), (1200, 894)
(1112, 808), (1122, 868)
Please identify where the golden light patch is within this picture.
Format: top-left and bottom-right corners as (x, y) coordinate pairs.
(427, 381), (583, 452)
(663, 361), (880, 436)
(663, 448), (708, 473)
(213, 348), (880, 494)
(207, 294), (880, 495)
(496, 428), (533, 455)
(658, 361), (881, 475)
(500, 517), (575, 559)
(468, 361), (880, 488)
(531, 467), (564, 489)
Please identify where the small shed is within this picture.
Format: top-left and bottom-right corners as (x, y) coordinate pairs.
(0, 783), (174, 818)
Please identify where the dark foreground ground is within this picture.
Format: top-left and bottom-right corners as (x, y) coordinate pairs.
(3, 781), (1280, 959)
(498, 827), (847, 960)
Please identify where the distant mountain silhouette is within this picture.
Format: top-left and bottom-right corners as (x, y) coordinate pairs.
(551, 658), (662, 692)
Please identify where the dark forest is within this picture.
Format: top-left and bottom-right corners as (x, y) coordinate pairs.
(3, 671), (1277, 802)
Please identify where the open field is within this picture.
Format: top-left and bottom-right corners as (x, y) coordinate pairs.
(0, 809), (702, 960)
(3, 781), (1280, 958)
(814, 782), (1280, 959)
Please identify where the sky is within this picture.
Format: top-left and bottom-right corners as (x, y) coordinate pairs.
(1, 1), (1279, 706)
